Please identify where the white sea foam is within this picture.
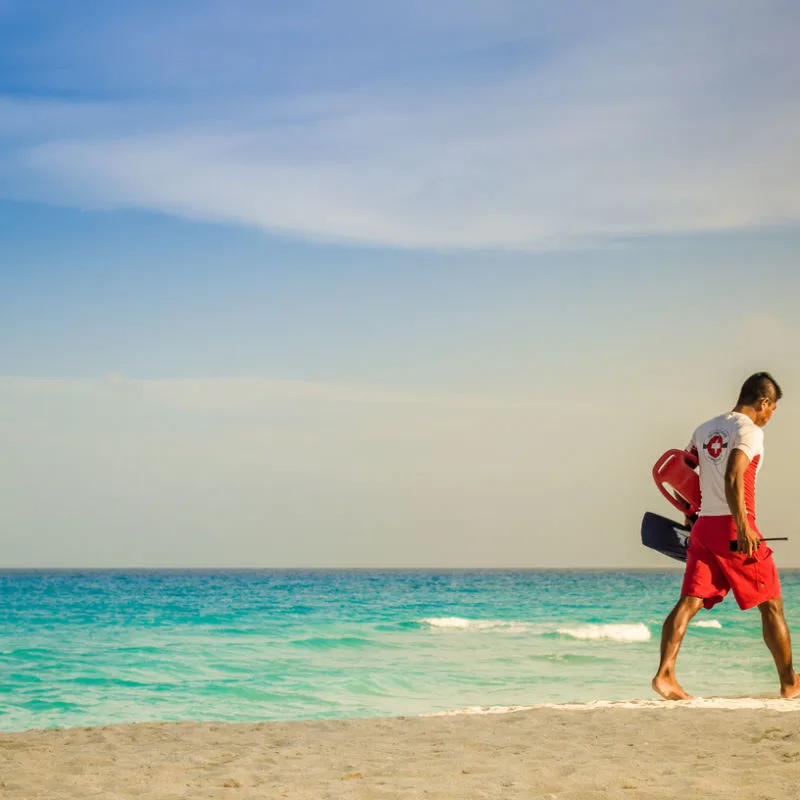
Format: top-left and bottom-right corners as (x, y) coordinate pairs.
(555, 623), (651, 642)
(419, 617), (536, 633)
(422, 697), (800, 716)
(420, 619), (652, 640)
(420, 617), (478, 629)
(693, 620), (723, 629)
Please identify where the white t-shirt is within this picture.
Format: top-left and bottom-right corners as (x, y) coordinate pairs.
(689, 412), (764, 518)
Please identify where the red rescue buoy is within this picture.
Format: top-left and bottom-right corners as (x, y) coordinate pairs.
(652, 449), (701, 518)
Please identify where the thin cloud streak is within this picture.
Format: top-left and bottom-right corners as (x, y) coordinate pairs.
(3, 1), (799, 249)
(0, 375), (567, 413)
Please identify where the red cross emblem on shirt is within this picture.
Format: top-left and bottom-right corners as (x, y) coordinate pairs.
(707, 434), (724, 459)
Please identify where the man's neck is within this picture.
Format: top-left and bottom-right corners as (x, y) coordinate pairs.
(733, 405), (758, 424)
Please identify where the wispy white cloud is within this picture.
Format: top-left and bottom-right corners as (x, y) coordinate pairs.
(0, 374), (550, 414)
(2, 1), (799, 249)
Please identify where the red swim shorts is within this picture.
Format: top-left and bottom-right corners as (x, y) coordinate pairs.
(681, 515), (781, 610)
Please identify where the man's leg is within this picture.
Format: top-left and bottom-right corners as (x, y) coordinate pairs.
(652, 595), (704, 700)
(758, 597), (800, 698)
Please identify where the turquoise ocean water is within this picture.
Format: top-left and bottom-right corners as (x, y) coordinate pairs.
(3, 569), (799, 732)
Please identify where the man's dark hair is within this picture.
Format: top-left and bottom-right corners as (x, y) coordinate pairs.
(737, 372), (783, 406)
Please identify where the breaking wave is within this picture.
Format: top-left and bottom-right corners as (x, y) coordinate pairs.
(555, 623), (651, 642)
(419, 618), (651, 641)
(419, 617), (537, 633)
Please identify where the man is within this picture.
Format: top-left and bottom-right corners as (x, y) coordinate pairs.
(652, 372), (800, 701)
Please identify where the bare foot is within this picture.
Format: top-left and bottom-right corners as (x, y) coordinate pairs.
(652, 676), (694, 701)
(780, 674), (800, 699)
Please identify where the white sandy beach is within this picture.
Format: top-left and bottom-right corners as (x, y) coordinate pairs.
(4, 700), (800, 799)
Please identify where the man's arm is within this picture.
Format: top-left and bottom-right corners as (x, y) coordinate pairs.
(725, 449), (760, 556)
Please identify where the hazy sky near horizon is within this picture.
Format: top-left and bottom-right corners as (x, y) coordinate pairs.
(2, 1), (799, 568)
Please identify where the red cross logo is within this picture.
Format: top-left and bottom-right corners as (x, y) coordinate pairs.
(707, 434), (724, 459)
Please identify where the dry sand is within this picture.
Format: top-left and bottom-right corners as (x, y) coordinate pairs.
(3, 700), (800, 799)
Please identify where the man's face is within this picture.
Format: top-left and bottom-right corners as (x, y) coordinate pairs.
(755, 397), (778, 427)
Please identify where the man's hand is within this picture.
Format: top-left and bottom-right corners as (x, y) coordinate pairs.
(736, 523), (761, 557)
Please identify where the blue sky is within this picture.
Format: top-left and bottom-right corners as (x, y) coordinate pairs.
(1, 2), (799, 567)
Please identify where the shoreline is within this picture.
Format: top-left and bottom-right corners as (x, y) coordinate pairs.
(6, 694), (800, 736)
(3, 703), (800, 799)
